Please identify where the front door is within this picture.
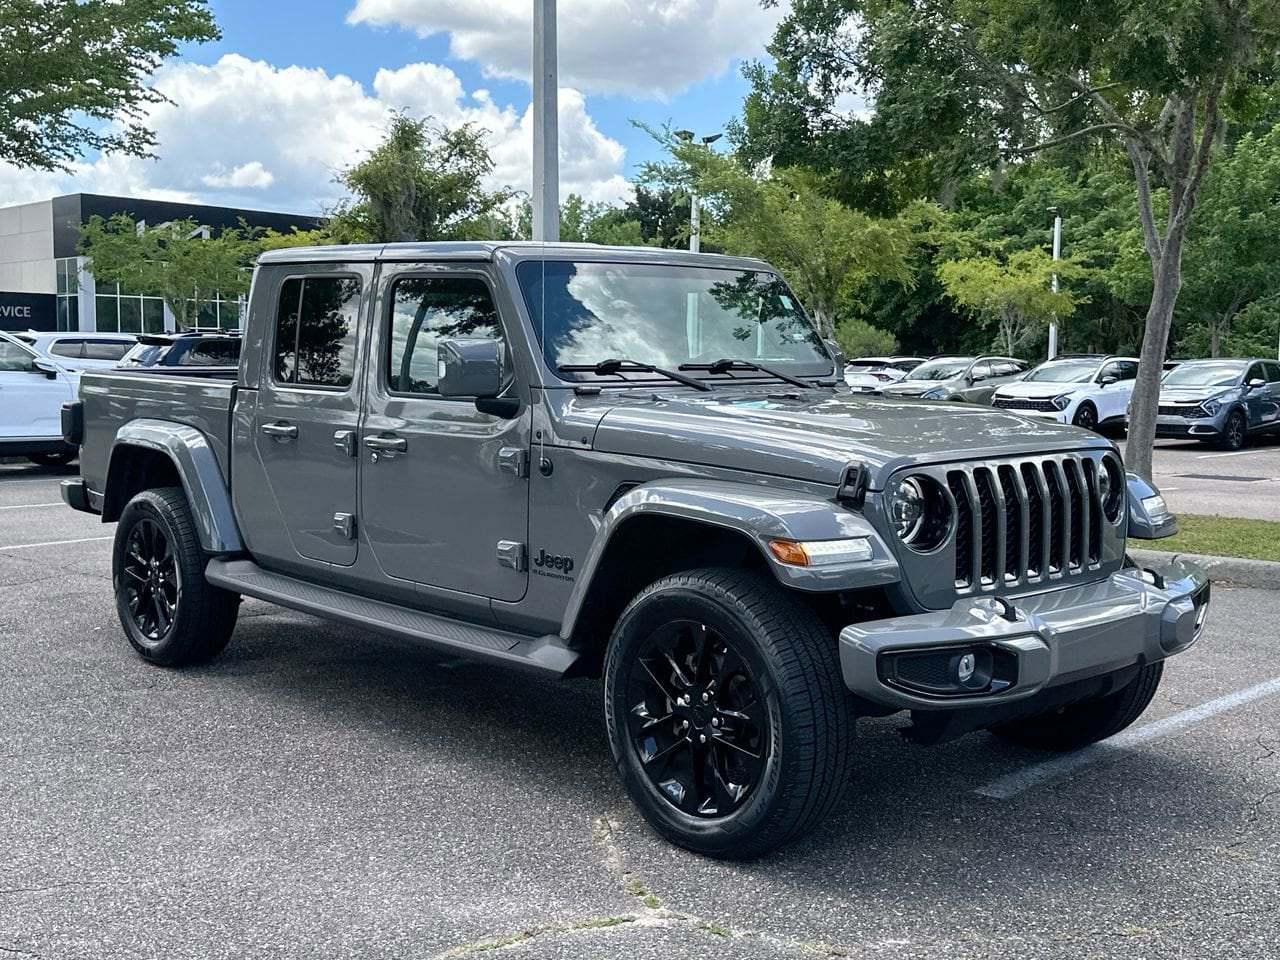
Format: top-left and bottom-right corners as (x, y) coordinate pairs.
(0, 337), (73, 439)
(251, 268), (366, 567)
(359, 266), (530, 602)
(1095, 359), (1138, 422)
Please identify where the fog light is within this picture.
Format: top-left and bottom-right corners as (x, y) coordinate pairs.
(957, 652), (976, 682)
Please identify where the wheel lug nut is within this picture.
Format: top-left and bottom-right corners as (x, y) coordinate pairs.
(712, 717), (720, 727)
(701, 692), (709, 702)
(699, 734), (707, 744)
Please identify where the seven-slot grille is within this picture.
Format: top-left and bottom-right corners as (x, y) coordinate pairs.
(944, 455), (1107, 593)
(992, 397), (1058, 412)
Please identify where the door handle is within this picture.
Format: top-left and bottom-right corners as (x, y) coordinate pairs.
(364, 435), (408, 453)
(261, 422), (298, 440)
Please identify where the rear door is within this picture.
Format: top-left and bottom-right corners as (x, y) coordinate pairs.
(358, 265), (530, 602)
(1243, 361), (1277, 431)
(0, 337), (74, 439)
(1263, 362), (1280, 430)
(249, 268), (367, 567)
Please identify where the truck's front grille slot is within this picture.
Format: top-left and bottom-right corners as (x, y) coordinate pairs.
(941, 454), (1107, 599)
(948, 473), (973, 588)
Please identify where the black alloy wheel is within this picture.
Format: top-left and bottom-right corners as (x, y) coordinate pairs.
(1073, 403), (1098, 431)
(626, 619), (768, 818)
(1220, 410), (1247, 451)
(121, 517), (180, 644)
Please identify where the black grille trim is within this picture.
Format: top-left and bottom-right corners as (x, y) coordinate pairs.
(941, 454), (1110, 599)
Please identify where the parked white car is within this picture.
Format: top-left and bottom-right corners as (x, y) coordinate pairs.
(991, 354), (1139, 431)
(0, 330), (79, 465)
(13, 331), (137, 371)
(844, 356), (925, 392)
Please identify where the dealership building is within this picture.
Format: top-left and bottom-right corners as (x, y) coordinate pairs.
(0, 193), (320, 333)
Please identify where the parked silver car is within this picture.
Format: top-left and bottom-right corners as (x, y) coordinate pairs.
(1149, 358), (1280, 450)
(843, 356), (925, 392)
(879, 355), (1029, 403)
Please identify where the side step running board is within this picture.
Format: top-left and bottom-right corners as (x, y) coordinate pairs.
(205, 558), (579, 677)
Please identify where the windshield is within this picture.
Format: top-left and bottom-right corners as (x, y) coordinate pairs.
(517, 261), (832, 379)
(905, 360), (969, 381)
(1024, 359), (1098, 383)
(1162, 362), (1246, 388)
(119, 343), (171, 366)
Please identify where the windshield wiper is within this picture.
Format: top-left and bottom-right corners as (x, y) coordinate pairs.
(559, 358), (712, 392)
(679, 358), (815, 389)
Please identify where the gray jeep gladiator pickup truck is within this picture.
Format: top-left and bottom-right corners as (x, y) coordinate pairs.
(62, 242), (1210, 858)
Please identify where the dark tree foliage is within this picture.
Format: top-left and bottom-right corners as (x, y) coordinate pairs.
(0, 0), (219, 171)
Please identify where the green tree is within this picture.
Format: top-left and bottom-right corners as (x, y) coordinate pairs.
(938, 249), (1085, 356)
(328, 114), (512, 243)
(835, 317), (899, 358)
(745, 0), (1280, 478)
(79, 215), (252, 329)
(0, 0), (218, 171)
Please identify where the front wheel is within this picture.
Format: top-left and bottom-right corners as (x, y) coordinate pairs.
(1217, 410), (1247, 451)
(989, 662), (1163, 751)
(113, 487), (239, 666)
(603, 568), (855, 859)
(1071, 402), (1098, 432)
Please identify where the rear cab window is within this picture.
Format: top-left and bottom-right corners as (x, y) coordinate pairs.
(273, 276), (362, 389)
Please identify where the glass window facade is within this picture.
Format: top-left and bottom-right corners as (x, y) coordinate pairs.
(93, 281), (167, 334)
(55, 257), (79, 331)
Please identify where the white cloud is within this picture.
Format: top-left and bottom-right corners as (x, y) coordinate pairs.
(347, 0), (781, 99)
(0, 54), (630, 214)
(201, 161), (276, 190)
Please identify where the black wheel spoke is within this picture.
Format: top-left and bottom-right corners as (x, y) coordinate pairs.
(122, 516), (178, 643)
(626, 617), (768, 820)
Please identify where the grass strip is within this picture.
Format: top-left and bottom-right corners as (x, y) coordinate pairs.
(1138, 513), (1280, 562)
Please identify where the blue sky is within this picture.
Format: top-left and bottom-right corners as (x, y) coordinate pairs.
(0, 0), (781, 214)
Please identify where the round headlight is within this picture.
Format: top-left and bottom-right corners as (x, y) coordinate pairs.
(889, 475), (951, 551)
(1099, 455), (1124, 523)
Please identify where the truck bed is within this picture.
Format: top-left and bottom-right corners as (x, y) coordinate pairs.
(77, 369), (236, 500)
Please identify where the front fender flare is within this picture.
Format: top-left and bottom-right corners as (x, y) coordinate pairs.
(108, 419), (243, 554)
(560, 478), (900, 639)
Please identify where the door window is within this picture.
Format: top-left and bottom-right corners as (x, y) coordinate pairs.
(83, 340), (133, 361)
(1246, 362), (1267, 385)
(182, 339), (241, 365)
(992, 360), (1021, 377)
(1099, 360), (1135, 382)
(0, 340), (36, 371)
(1264, 361), (1280, 384)
(969, 361), (993, 380)
(386, 276), (503, 395)
(273, 276), (361, 388)
(49, 339), (84, 358)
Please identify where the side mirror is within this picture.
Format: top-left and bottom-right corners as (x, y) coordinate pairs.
(1126, 473), (1178, 540)
(969, 372), (987, 383)
(1099, 374), (1118, 386)
(32, 359), (57, 380)
(1248, 377), (1266, 389)
(438, 337), (503, 398)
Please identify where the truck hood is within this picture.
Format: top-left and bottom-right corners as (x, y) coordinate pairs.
(1158, 386), (1239, 404)
(590, 390), (1108, 488)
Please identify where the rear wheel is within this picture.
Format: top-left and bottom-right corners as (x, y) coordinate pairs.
(113, 487), (239, 666)
(1217, 410), (1247, 450)
(27, 451), (74, 467)
(603, 568), (855, 859)
(989, 662), (1163, 751)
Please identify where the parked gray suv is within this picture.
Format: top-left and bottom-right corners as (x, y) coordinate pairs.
(879, 355), (1028, 402)
(1150, 358), (1280, 450)
(61, 243), (1209, 858)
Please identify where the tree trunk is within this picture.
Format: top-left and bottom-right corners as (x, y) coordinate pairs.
(1125, 238), (1184, 480)
(1209, 321), (1220, 357)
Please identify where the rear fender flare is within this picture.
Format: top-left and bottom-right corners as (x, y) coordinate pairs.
(107, 419), (243, 554)
(559, 478), (899, 639)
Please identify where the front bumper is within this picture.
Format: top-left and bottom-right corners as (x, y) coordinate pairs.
(839, 556), (1209, 711)
(1154, 414), (1222, 438)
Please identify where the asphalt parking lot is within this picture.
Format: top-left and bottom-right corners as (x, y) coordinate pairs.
(1151, 435), (1280, 521)
(1, 459), (1278, 959)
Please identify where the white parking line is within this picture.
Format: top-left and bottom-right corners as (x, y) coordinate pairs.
(975, 674), (1280, 800)
(0, 536), (112, 551)
(1196, 449), (1258, 459)
(0, 502), (63, 510)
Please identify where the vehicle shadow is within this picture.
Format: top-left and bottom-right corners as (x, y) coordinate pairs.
(209, 606), (1248, 913)
(0, 456), (78, 479)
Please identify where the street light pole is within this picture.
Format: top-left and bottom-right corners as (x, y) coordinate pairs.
(1049, 210), (1062, 359)
(675, 130), (721, 254)
(532, 0), (559, 243)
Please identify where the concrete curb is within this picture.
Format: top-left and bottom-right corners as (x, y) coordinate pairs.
(1129, 548), (1280, 591)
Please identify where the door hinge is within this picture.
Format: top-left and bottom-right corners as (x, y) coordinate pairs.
(496, 540), (527, 571)
(333, 512), (356, 540)
(497, 446), (529, 478)
(333, 429), (357, 458)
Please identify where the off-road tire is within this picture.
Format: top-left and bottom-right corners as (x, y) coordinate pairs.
(1217, 410), (1247, 451)
(989, 661), (1164, 751)
(27, 451), (74, 467)
(1072, 402), (1098, 432)
(113, 486), (239, 666)
(603, 567), (856, 859)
